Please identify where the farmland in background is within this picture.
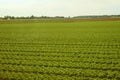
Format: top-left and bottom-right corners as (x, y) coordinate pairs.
(0, 19), (120, 80)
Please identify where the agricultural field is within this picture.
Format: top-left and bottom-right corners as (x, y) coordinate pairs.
(0, 19), (120, 80)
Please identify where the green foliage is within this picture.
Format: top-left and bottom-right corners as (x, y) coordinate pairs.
(0, 20), (120, 80)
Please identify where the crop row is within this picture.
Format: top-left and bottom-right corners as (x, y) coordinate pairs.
(0, 64), (120, 79)
(0, 53), (119, 60)
(0, 49), (119, 55)
(0, 43), (120, 49)
(1, 57), (119, 65)
(0, 71), (110, 80)
(0, 42), (119, 45)
(1, 55), (119, 65)
(0, 45), (119, 50)
(2, 58), (119, 68)
(1, 54), (119, 61)
(1, 60), (120, 71)
(0, 51), (119, 57)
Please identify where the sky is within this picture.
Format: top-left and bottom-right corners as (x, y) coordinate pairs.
(0, 0), (120, 17)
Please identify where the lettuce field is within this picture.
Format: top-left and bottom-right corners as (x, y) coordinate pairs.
(0, 20), (120, 80)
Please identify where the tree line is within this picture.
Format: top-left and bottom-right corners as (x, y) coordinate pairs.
(73, 15), (120, 18)
(0, 15), (65, 20)
(0, 15), (120, 20)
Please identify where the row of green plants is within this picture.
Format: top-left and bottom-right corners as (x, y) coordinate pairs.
(0, 64), (120, 79)
(0, 52), (119, 60)
(1, 54), (119, 63)
(1, 59), (120, 71)
(0, 71), (107, 80)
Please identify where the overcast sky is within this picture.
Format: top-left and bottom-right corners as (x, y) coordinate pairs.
(0, 0), (120, 17)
